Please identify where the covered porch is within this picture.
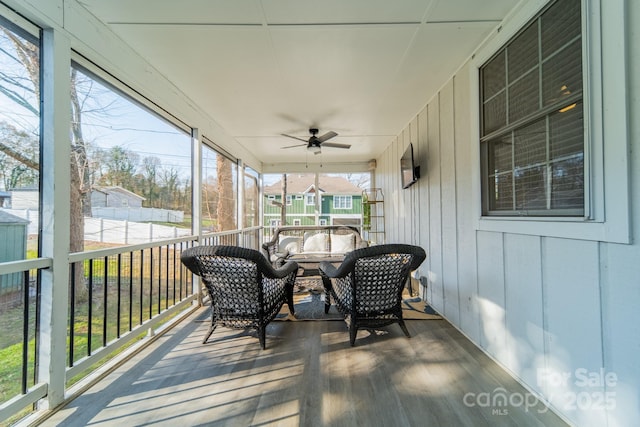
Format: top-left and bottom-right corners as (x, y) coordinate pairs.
(1, 0), (639, 426)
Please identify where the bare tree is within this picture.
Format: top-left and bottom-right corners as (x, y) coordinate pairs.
(141, 156), (161, 207)
(0, 122), (38, 190)
(345, 172), (371, 189)
(159, 166), (180, 210)
(99, 145), (139, 188)
(0, 30), (38, 116)
(0, 30), (39, 172)
(216, 155), (235, 231)
(1, 30), (93, 254)
(243, 175), (259, 227)
(201, 175), (217, 230)
(0, 28), (102, 298)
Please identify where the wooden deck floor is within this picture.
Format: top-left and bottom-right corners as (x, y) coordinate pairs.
(41, 309), (568, 427)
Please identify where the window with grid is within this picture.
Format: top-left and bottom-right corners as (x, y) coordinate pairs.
(480, 0), (584, 216)
(333, 195), (352, 210)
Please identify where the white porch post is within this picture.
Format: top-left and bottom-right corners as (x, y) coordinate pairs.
(258, 173), (264, 247)
(314, 173), (320, 225)
(191, 128), (202, 301)
(39, 28), (71, 408)
(237, 159), (245, 245)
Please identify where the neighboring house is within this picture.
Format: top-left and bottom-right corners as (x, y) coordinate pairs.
(91, 186), (184, 223)
(8, 188), (39, 210)
(91, 186), (145, 208)
(263, 174), (363, 228)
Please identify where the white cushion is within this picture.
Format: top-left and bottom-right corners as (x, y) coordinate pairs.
(278, 236), (301, 254)
(303, 233), (328, 252)
(331, 233), (355, 254)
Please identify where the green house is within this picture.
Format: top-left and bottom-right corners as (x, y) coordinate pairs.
(263, 174), (363, 228)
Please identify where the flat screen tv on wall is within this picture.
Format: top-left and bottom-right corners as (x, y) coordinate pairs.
(400, 143), (420, 189)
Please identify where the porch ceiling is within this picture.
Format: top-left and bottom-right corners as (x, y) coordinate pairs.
(79, 0), (517, 166)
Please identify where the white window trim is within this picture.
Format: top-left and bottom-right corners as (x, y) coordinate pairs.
(286, 195), (292, 206)
(333, 195), (353, 210)
(305, 194), (315, 206)
(0, 4), (39, 39)
(469, 0), (630, 244)
(293, 219), (301, 226)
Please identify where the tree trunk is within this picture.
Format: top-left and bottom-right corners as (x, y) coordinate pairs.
(216, 156), (235, 231)
(69, 70), (90, 299)
(70, 69), (92, 218)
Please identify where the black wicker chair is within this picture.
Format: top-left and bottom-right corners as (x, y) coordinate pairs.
(319, 244), (426, 346)
(181, 245), (298, 349)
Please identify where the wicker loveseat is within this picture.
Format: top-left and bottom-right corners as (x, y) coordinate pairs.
(262, 225), (368, 276)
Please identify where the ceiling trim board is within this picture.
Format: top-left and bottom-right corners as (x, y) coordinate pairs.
(108, 22), (263, 26)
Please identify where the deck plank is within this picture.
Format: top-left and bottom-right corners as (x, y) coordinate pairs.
(41, 309), (568, 427)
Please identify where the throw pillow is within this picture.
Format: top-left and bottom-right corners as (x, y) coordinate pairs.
(278, 236), (301, 254)
(303, 233), (329, 253)
(331, 233), (355, 254)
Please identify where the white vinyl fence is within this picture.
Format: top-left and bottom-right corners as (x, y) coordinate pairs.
(92, 207), (184, 223)
(84, 217), (191, 244)
(1, 209), (191, 244)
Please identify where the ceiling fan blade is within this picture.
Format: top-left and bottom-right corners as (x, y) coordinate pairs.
(316, 131), (338, 143)
(281, 143), (307, 149)
(320, 142), (351, 149)
(281, 133), (308, 143)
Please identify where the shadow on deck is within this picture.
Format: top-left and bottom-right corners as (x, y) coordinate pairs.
(40, 308), (568, 427)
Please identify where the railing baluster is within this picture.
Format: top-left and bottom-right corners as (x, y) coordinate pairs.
(173, 243), (177, 306)
(139, 249), (144, 325)
(157, 246), (161, 314)
(149, 248), (154, 319)
(88, 259), (93, 356)
(21, 270), (29, 395)
(166, 244), (169, 310)
(157, 246), (161, 315)
(117, 253), (122, 339)
(129, 251), (133, 332)
(69, 263), (75, 367)
(179, 242), (183, 300)
(34, 268), (41, 388)
(103, 256), (108, 347)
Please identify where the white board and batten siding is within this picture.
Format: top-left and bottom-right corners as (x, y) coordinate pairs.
(376, 1), (640, 426)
